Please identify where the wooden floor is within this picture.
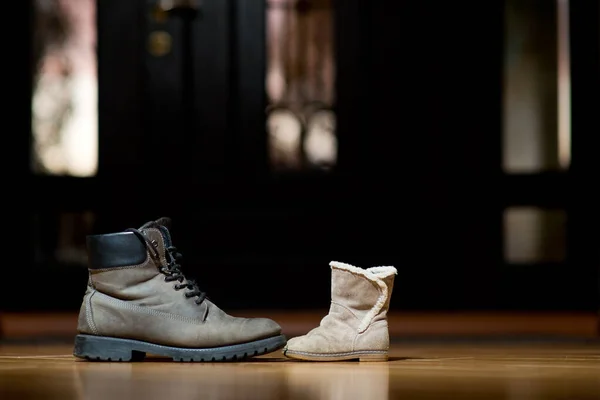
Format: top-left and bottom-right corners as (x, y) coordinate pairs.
(1, 340), (599, 399)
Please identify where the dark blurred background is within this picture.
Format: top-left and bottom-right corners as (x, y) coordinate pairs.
(3, 0), (599, 335)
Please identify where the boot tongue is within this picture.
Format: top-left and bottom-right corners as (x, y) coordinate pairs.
(139, 217), (173, 247)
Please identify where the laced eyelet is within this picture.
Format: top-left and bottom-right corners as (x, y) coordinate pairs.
(124, 227), (208, 307)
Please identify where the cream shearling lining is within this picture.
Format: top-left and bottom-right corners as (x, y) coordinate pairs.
(329, 261), (397, 333)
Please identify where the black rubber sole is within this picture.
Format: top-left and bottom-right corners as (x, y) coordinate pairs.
(73, 334), (287, 362)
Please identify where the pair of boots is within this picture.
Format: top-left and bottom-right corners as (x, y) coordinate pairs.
(74, 218), (397, 362)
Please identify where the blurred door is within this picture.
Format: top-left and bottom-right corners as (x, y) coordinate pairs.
(130, 0), (508, 311)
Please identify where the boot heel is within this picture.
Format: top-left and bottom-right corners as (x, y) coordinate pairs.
(359, 353), (388, 362)
(73, 334), (146, 362)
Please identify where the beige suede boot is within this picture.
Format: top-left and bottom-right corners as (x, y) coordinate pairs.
(283, 261), (397, 362)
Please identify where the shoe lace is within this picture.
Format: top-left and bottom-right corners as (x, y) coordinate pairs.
(126, 228), (207, 306)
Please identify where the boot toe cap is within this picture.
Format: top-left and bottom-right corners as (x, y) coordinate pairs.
(242, 317), (282, 341)
(284, 335), (301, 351)
(284, 333), (325, 353)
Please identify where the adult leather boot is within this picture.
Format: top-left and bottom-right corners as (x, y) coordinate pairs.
(73, 217), (286, 362)
(283, 261), (397, 362)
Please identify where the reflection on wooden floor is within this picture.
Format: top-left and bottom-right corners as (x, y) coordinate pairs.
(1, 341), (599, 400)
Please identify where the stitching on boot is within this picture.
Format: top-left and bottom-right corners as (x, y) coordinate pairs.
(286, 349), (387, 357)
(89, 255), (151, 273)
(95, 291), (206, 325)
(85, 290), (99, 335)
(87, 271), (96, 289)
